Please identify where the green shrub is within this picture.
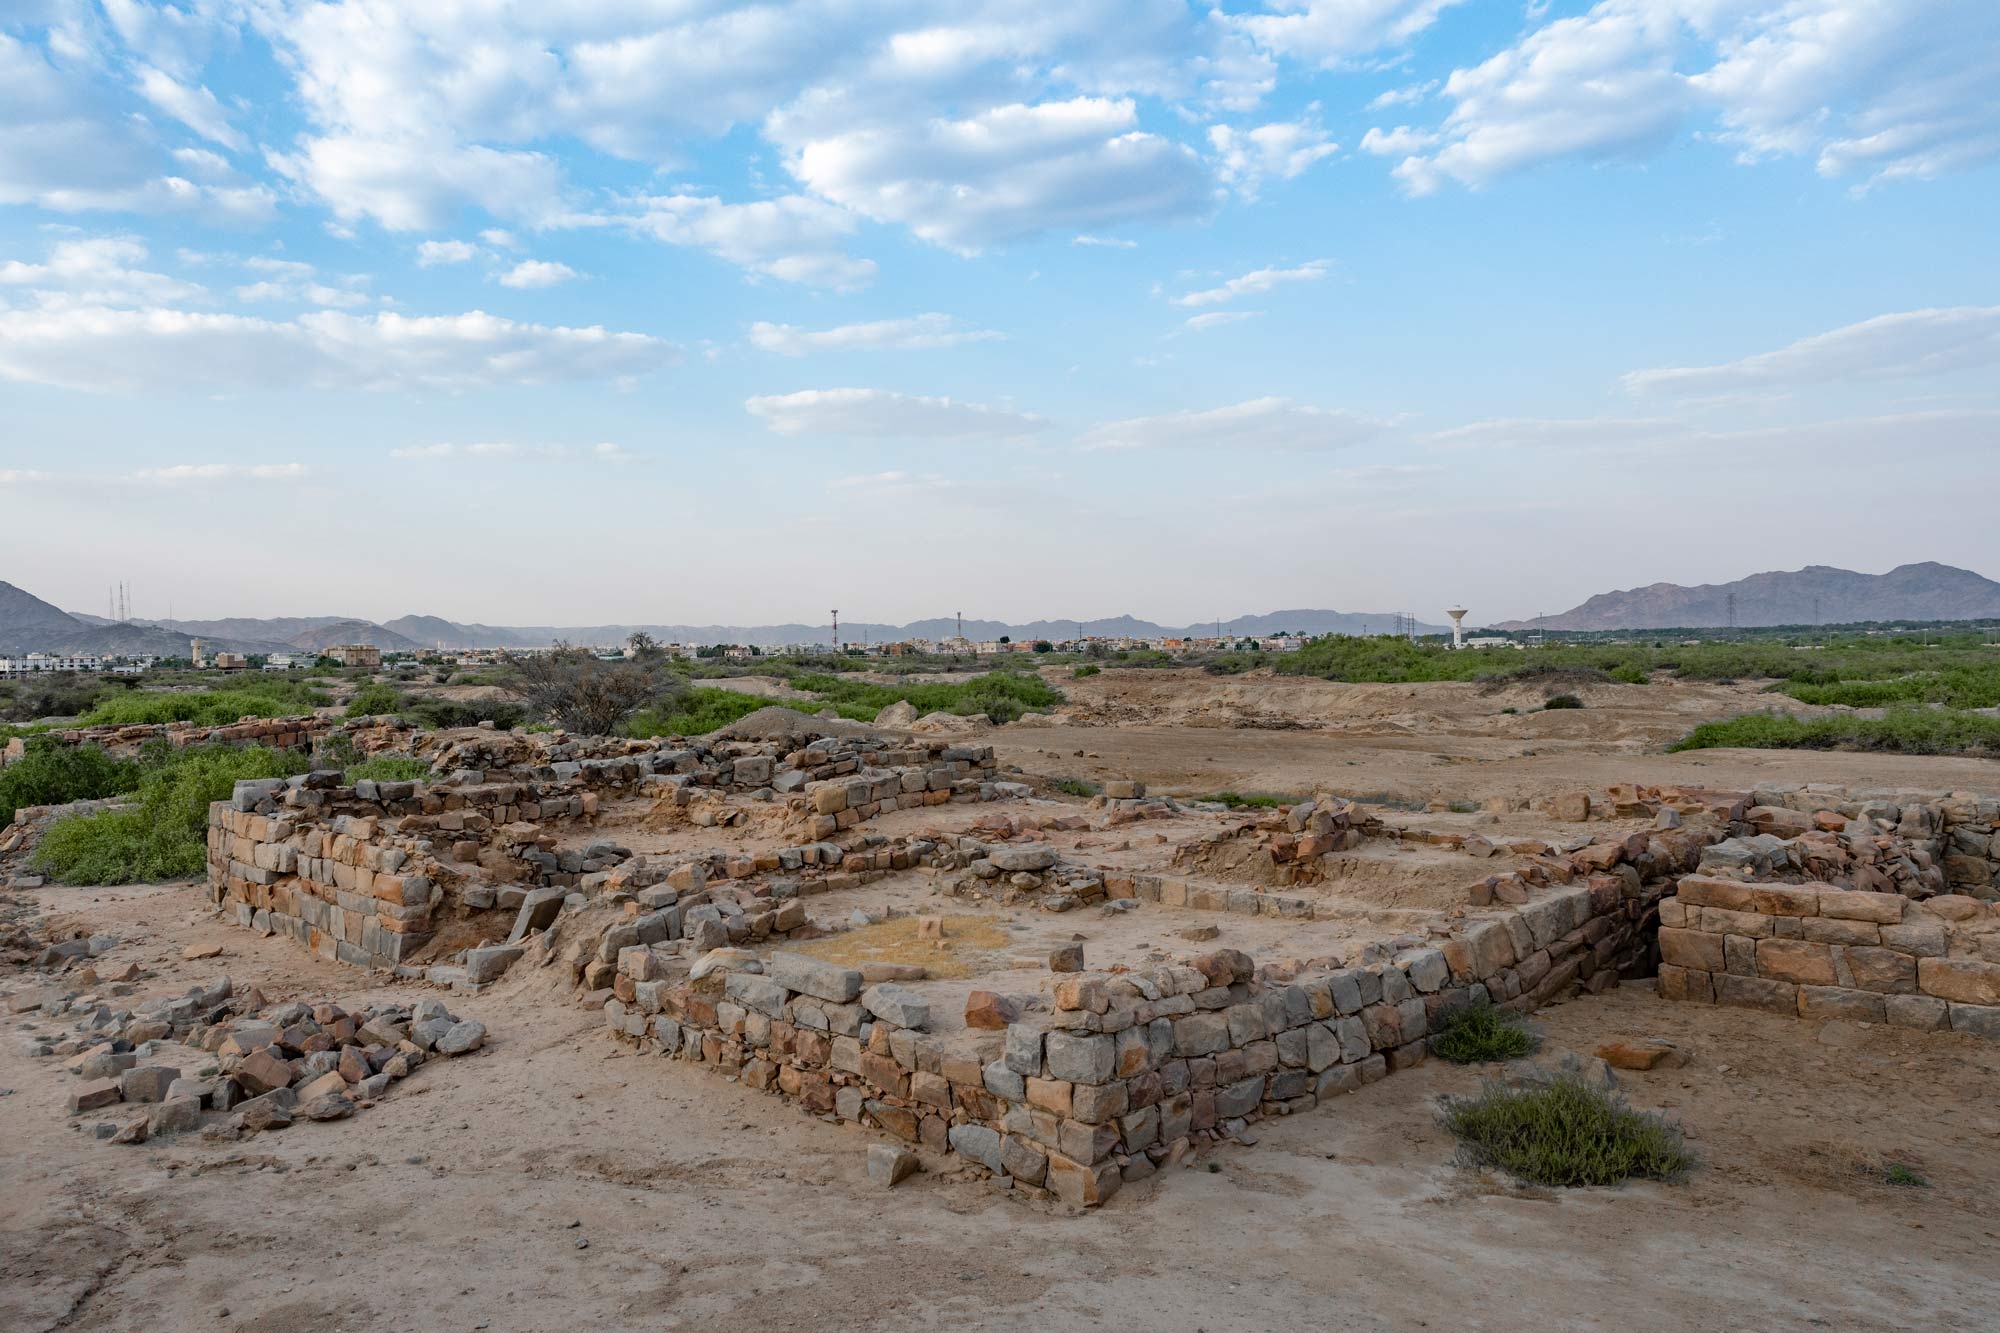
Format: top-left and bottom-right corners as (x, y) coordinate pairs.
(0, 739), (139, 824)
(1429, 1001), (1537, 1063)
(1197, 791), (1292, 809)
(625, 688), (871, 738)
(344, 682), (406, 717)
(1882, 1162), (1929, 1188)
(76, 677), (330, 727)
(1073, 664), (1101, 678)
(1442, 1073), (1694, 1187)
(32, 743), (310, 883)
(1050, 777), (1099, 797)
(400, 696), (527, 731)
(1671, 708), (2000, 756)
(343, 754), (434, 784)
(1543, 693), (1583, 710)
(786, 670), (1062, 725)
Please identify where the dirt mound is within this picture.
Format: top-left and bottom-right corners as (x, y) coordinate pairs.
(712, 705), (883, 743)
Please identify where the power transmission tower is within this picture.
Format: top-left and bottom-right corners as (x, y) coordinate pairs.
(830, 610), (839, 651)
(1726, 592), (1737, 634)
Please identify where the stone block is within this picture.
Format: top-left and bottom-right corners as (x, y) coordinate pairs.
(767, 951), (863, 1003)
(1753, 939), (1837, 986)
(1918, 957), (2000, 1006)
(866, 1143), (920, 1187)
(1797, 986), (1886, 1023)
(1714, 974), (1797, 1014)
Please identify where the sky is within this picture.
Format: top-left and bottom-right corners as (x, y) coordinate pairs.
(1, 0), (1997, 630)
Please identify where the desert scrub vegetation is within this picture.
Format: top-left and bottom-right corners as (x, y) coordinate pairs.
(1671, 708), (2000, 756)
(344, 682), (406, 717)
(341, 753), (434, 784)
(1196, 791), (1293, 809)
(1429, 1001), (1537, 1063)
(1542, 693), (1584, 710)
(785, 670), (1062, 725)
(1442, 1072), (1694, 1188)
(504, 641), (688, 734)
(1049, 777), (1099, 797)
(32, 743), (310, 884)
(75, 677), (331, 727)
(0, 738), (138, 825)
(1072, 664), (1101, 678)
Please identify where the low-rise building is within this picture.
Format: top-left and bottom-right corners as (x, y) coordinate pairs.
(327, 644), (383, 669)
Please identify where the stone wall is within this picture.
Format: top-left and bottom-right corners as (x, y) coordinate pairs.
(1697, 785), (2000, 901)
(1659, 873), (2000, 1039)
(594, 872), (1665, 1205)
(2, 713), (339, 768)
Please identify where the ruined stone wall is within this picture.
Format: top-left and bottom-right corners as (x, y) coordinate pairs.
(1659, 874), (2000, 1040)
(596, 874), (1663, 1205)
(1700, 786), (2000, 901)
(2, 713), (340, 767)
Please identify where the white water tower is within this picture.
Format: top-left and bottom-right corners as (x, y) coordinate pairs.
(1446, 607), (1469, 650)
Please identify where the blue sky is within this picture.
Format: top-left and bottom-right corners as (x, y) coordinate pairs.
(2, 0), (1997, 627)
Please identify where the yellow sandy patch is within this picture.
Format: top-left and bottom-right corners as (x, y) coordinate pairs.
(791, 914), (1012, 981)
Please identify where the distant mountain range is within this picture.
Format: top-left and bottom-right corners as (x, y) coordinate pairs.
(12, 563), (1994, 657)
(3, 582), (1443, 655)
(1494, 563), (2000, 631)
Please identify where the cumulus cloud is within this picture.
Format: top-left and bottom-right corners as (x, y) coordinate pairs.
(1391, 0), (2000, 194)
(416, 239), (480, 266)
(0, 236), (204, 306)
(1182, 310), (1260, 332)
(1209, 119), (1339, 195)
(0, 32), (274, 220)
(133, 64), (246, 153)
(1078, 397), (1388, 450)
(1623, 306), (2000, 396)
(1359, 125), (1436, 156)
(748, 314), (1002, 356)
(610, 193), (874, 288)
(777, 97), (1215, 252)
(1073, 234), (1139, 248)
(128, 462), (308, 483)
(1171, 260), (1328, 307)
(744, 387), (1047, 439)
(0, 306), (678, 393)
(1229, 0), (1466, 66)
(497, 259), (579, 289)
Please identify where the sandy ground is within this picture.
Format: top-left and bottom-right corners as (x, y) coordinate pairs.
(7, 667), (2000, 1331)
(3, 883), (1996, 1333)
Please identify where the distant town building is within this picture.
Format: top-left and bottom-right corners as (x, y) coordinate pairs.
(328, 644), (383, 669)
(212, 652), (250, 670)
(263, 654), (296, 671)
(0, 653), (104, 674)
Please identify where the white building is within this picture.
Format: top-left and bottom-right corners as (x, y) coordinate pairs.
(0, 653), (104, 674)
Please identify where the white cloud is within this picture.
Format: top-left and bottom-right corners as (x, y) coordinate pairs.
(777, 97), (1215, 252)
(416, 239), (480, 267)
(1426, 417), (1692, 449)
(1171, 260), (1328, 307)
(1392, 0), (2000, 194)
(497, 259), (579, 289)
(1078, 397), (1389, 450)
(133, 64), (246, 153)
(749, 314), (1002, 356)
(1230, 1), (1466, 66)
(1623, 306), (2000, 396)
(128, 463), (308, 484)
(0, 306), (678, 393)
(1182, 311), (1259, 331)
(1073, 234), (1139, 248)
(744, 387), (1047, 439)
(270, 136), (566, 232)
(0, 236), (204, 306)
(1209, 119), (1339, 194)
(0, 32), (274, 221)
(1359, 125), (1436, 156)
(390, 441), (633, 462)
(1368, 80), (1438, 109)
(610, 193), (874, 289)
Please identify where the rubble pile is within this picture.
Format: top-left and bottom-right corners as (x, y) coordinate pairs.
(16, 971), (485, 1143)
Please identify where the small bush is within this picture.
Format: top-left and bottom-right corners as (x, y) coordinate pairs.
(343, 753), (433, 784)
(1429, 1001), (1536, 1064)
(0, 739), (139, 824)
(344, 682), (406, 717)
(1671, 707), (2000, 756)
(1197, 791), (1292, 809)
(32, 743), (310, 883)
(1073, 664), (1101, 678)
(1050, 777), (1099, 797)
(76, 678), (330, 727)
(1542, 693), (1584, 710)
(1442, 1073), (1694, 1188)
(1882, 1161), (1929, 1188)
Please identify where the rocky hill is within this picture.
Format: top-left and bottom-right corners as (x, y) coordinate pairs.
(0, 581), (86, 653)
(1496, 563), (2000, 631)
